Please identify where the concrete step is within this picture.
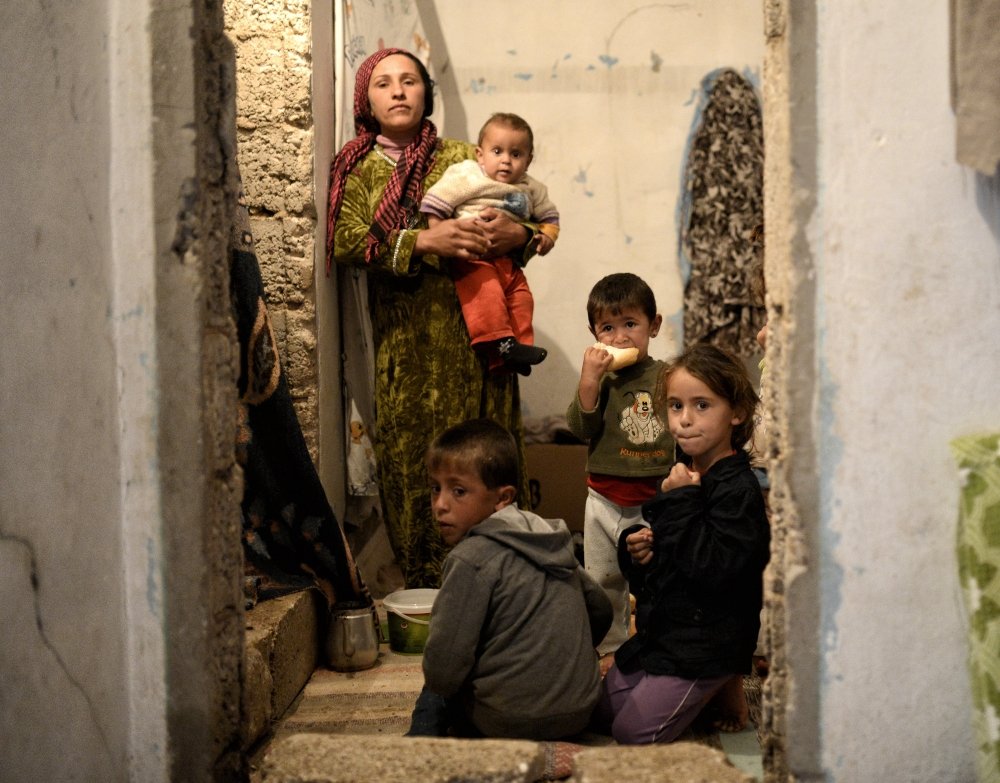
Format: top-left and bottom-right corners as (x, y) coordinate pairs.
(242, 590), (324, 750)
(260, 734), (545, 783)
(574, 742), (756, 782)
(257, 733), (755, 783)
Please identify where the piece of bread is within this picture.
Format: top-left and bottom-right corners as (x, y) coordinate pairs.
(593, 342), (639, 371)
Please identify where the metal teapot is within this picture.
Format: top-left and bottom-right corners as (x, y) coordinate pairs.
(326, 604), (380, 672)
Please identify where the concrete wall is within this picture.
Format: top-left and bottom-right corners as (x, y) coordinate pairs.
(0, 1), (129, 778)
(0, 0), (245, 780)
(225, 0), (324, 460)
(225, 0), (347, 514)
(159, 1), (246, 778)
(763, 1), (999, 779)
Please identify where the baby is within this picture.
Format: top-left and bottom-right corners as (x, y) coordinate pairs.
(420, 113), (559, 375)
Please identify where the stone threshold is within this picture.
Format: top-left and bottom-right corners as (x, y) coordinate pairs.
(242, 589), (324, 751)
(259, 734), (756, 783)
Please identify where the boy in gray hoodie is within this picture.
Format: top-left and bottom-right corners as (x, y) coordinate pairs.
(407, 418), (613, 740)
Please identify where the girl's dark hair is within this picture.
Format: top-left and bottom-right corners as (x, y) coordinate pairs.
(478, 112), (534, 154)
(586, 273), (657, 328)
(658, 342), (760, 450)
(425, 418), (519, 489)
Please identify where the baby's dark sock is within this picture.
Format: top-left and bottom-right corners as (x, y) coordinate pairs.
(496, 337), (547, 367)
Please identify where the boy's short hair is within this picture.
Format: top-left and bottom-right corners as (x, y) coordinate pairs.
(658, 342), (760, 450)
(425, 418), (520, 489)
(477, 112), (534, 154)
(586, 273), (658, 328)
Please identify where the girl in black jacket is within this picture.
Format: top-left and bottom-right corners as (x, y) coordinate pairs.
(592, 343), (770, 744)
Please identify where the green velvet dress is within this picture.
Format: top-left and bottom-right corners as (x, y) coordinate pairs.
(333, 138), (530, 588)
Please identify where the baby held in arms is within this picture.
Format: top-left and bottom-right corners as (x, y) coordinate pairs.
(420, 113), (559, 376)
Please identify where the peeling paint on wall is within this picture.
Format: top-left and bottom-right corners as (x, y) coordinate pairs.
(469, 77), (497, 95)
(572, 166), (594, 198)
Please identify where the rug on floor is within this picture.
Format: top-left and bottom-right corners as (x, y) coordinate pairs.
(273, 654), (424, 737)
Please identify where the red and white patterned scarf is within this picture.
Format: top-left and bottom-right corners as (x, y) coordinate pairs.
(326, 48), (439, 273)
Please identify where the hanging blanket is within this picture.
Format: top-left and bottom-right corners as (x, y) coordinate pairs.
(678, 68), (766, 358)
(952, 432), (1000, 781)
(230, 183), (370, 609)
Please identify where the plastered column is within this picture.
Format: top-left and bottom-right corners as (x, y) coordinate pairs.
(760, 1), (822, 780)
(0, 0), (245, 779)
(153, 0), (246, 778)
(763, 1), (995, 781)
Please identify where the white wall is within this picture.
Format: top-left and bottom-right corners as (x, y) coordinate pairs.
(426, 1), (764, 420)
(0, 0), (222, 777)
(110, 0), (170, 777)
(0, 1), (132, 778)
(801, 2), (999, 778)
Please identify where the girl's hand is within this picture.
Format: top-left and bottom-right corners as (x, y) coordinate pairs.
(476, 208), (530, 257)
(625, 527), (654, 566)
(662, 463), (701, 493)
(413, 217), (490, 258)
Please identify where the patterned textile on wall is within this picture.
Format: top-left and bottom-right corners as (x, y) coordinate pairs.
(231, 182), (370, 609)
(951, 433), (1000, 782)
(336, 0), (439, 149)
(679, 68), (765, 358)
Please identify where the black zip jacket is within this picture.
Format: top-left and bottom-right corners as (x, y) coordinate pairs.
(615, 450), (770, 678)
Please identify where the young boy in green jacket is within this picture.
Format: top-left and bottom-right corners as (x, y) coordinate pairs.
(567, 273), (675, 663)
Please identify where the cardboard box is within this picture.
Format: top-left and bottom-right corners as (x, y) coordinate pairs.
(525, 444), (589, 533)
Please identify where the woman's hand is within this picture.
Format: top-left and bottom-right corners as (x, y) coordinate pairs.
(625, 527), (654, 566)
(413, 217), (490, 259)
(476, 207), (531, 258)
(662, 463), (701, 493)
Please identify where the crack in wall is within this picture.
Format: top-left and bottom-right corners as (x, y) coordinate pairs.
(0, 525), (114, 764)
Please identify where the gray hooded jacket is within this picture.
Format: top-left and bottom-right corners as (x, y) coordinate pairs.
(422, 505), (613, 740)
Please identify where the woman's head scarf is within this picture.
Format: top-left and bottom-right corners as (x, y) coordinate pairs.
(326, 48), (438, 272)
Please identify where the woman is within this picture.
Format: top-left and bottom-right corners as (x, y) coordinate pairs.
(327, 48), (536, 588)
